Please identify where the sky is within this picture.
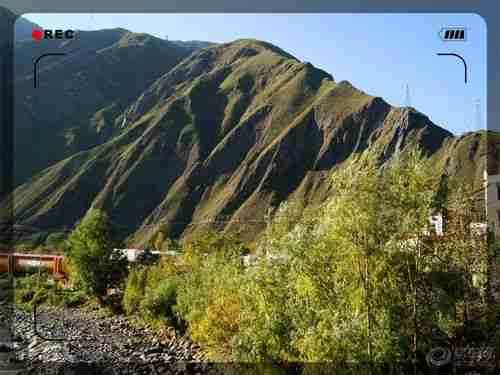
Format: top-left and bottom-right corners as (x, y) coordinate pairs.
(21, 13), (487, 135)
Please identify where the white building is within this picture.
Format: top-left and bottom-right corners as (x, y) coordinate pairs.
(114, 248), (143, 262)
(428, 214), (444, 236)
(242, 254), (259, 267)
(114, 248), (166, 262)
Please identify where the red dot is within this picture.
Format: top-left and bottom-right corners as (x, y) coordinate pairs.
(32, 29), (43, 41)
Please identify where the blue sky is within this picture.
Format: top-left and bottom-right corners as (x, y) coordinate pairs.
(21, 13), (487, 135)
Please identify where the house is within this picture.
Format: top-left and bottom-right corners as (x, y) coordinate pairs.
(114, 248), (165, 262)
(428, 214), (444, 236)
(113, 248), (143, 262)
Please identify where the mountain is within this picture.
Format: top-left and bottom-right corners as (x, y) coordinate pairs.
(8, 37), (485, 246)
(171, 40), (214, 51)
(14, 29), (206, 185)
(432, 130), (487, 192)
(15, 17), (41, 42)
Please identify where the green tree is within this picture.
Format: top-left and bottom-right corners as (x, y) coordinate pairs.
(433, 182), (491, 345)
(67, 208), (127, 302)
(123, 266), (148, 315)
(45, 232), (68, 250)
(136, 248), (160, 265)
(237, 147), (438, 367)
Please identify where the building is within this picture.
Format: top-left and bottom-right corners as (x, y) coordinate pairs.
(427, 214), (444, 236)
(114, 248), (143, 262)
(114, 248), (164, 262)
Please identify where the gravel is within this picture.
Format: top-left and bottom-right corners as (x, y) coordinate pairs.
(0, 301), (216, 374)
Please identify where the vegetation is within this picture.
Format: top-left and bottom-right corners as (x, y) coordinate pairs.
(66, 208), (127, 303)
(11, 35), (486, 248)
(13, 272), (87, 311)
(45, 232), (68, 250)
(123, 266), (148, 316)
(14, 28), (199, 186)
(118, 147), (493, 371)
(6, 28), (493, 371)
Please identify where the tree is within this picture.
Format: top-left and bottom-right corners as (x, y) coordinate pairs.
(67, 208), (127, 302)
(136, 248), (160, 265)
(433, 182), (491, 345)
(45, 232), (68, 250)
(288, 147), (436, 367)
(123, 266), (147, 315)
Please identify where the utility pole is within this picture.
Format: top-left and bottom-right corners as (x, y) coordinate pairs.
(405, 84), (411, 108)
(87, 13), (95, 31)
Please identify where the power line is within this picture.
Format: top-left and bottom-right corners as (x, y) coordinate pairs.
(0, 216), (269, 236)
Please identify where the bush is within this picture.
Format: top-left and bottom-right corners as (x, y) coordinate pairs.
(45, 232), (68, 250)
(67, 208), (127, 301)
(140, 278), (179, 326)
(123, 266), (148, 315)
(122, 254), (184, 326)
(61, 290), (87, 308)
(13, 274), (68, 310)
(15, 288), (35, 304)
(136, 248), (160, 266)
(176, 255), (244, 359)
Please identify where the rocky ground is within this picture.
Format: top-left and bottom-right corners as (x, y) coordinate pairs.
(0, 295), (219, 374)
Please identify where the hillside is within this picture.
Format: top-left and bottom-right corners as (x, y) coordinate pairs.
(431, 130), (488, 192)
(14, 29), (205, 185)
(8, 37), (486, 246)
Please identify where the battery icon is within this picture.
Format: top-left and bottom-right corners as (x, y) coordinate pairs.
(440, 27), (466, 41)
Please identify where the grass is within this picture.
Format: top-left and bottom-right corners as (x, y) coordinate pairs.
(12, 273), (87, 312)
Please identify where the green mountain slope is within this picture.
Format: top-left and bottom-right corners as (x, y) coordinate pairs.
(9, 38), (485, 245)
(431, 131), (487, 191)
(14, 29), (205, 185)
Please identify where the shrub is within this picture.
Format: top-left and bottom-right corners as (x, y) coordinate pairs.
(140, 278), (179, 326)
(62, 290), (87, 308)
(13, 274), (68, 310)
(136, 248), (160, 265)
(67, 208), (127, 301)
(15, 288), (35, 305)
(123, 266), (147, 316)
(45, 232), (68, 250)
(176, 255), (244, 359)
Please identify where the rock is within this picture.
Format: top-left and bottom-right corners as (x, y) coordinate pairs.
(6, 304), (207, 372)
(144, 345), (161, 355)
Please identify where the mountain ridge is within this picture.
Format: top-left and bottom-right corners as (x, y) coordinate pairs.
(8, 34), (485, 246)
(14, 28), (210, 185)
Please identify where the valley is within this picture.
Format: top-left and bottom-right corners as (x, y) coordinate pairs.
(0, 10), (495, 374)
